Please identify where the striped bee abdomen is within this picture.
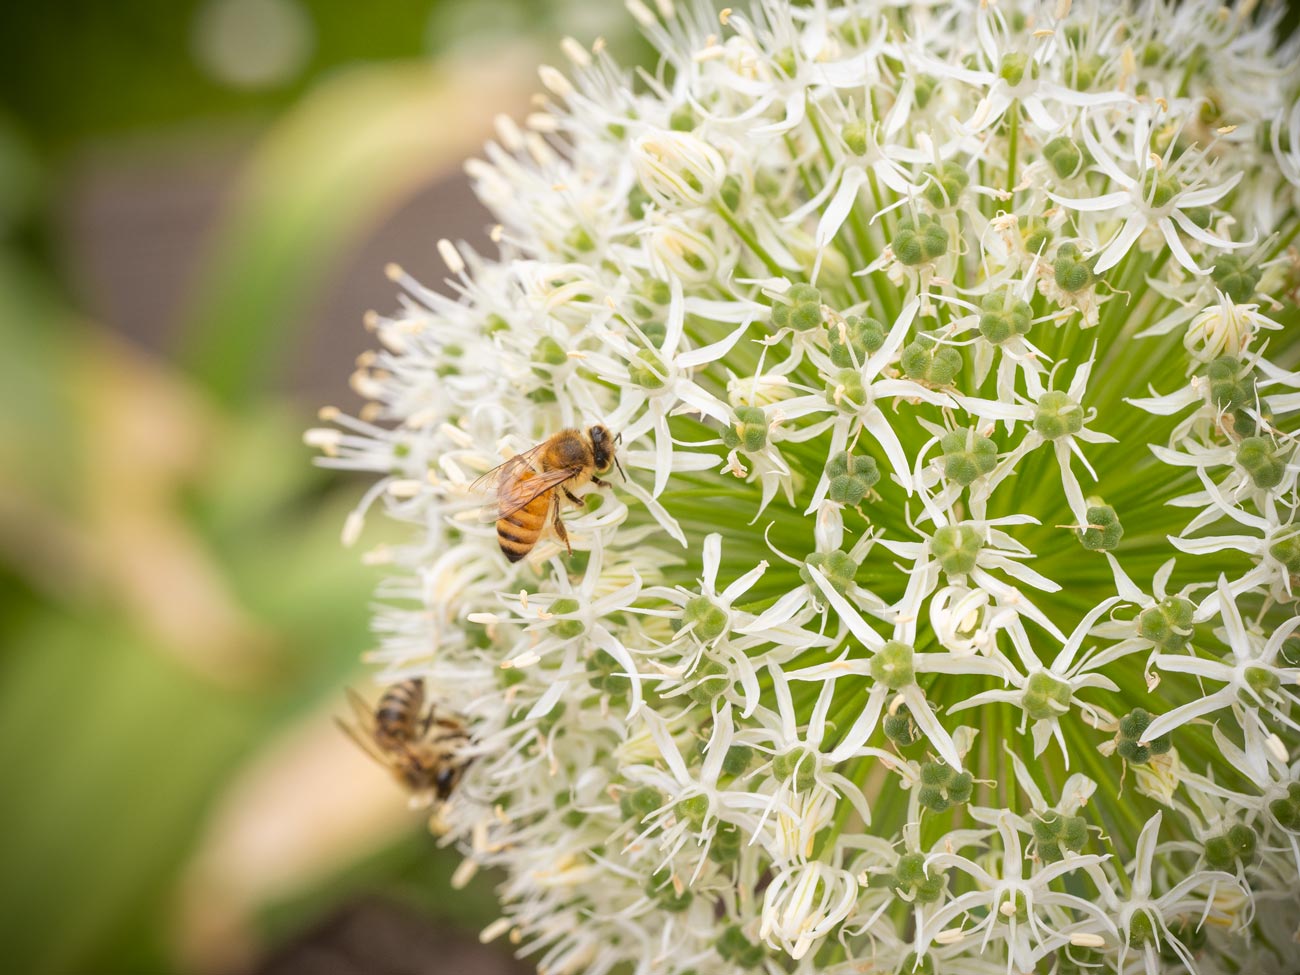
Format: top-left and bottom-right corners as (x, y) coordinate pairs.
(497, 474), (551, 562)
(375, 678), (424, 747)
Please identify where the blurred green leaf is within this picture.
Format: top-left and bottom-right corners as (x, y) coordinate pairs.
(0, 612), (255, 975)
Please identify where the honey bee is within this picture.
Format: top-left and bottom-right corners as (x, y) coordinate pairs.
(475, 424), (623, 562)
(338, 677), (470, 802)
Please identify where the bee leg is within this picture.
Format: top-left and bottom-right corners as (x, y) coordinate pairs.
(590, 476), (607, 487)
(563, 488), (585, 506)
(418, 704), (437, 738)
(551, 504), (572, 555)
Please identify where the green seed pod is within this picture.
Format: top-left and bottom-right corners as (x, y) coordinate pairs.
(639, 277), (672, 307)
(895, 851), (926, 886)
(939, 429), (999, 486)
(1020, 215), (1052, 254)
(1127, 909), (1158, 948)
(721, 405), (770, 453)
(565, 225), (595, 253)
(1244, 665), (1281, 698)
(772, 748), (818, 792)
(922, 161), (970, 209)
(1116, 707), (1172, 764)
(999, 51), (1030, 85)
(548, 597), (585, 639)
(685, 595), (729, 642)
(842, 120), (868, 156)
(721, 744), (754, 777)
(1024, 670), (1073, 721)
(870, 640), (916, 689)
(533, 335), (569, 367)
(828, 314), (887, 367)
(1266, 525), (1300, 573)
(1211, 254), (1263, 304)
(931, 524), (984, 575)
(894, 214), (949, 265)
(719, 174), (743, 211)
(585, 649), (624, 694)
(914, 872), (946, 904)
(1078, 504), (1124, 551)
(1237, 436), (1287, 490)
(1054, 242), (1096, 293)
(883, 705), (924, 747)
(1137, 597), (1196, 652)
(978, 290), (1034, 344)
(800, 549), (859, 595)
(1207, 355), (1254, 411)
(1034, 389), (1084, 439)
(686, 658), (730, 706)
(620, 785), (662, 821)
(912, 74), (937, 108)
(1043, 136), (1084, 179)
(676, 793), (709, 828)
(647, 869), (694, 911)
(825, 450), (881, 505)
(629, 348), (668, 388)
(708, 822), (743, 863)
(1069, 53), (1105, 90)
(825, 367), (867, 410)
(1268, 782), (1300, 830)
(901, 333), (963, 385)
(899, 953), (936, 975)
(1205, 823), (1257, 870)
(716, 925), (766, 968)
(1142, 170), (1183, 209)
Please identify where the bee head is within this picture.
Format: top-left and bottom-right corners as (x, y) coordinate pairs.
(588, 424), (623, 477)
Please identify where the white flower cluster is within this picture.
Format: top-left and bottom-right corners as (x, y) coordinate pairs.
(311, 1), (1300, 972)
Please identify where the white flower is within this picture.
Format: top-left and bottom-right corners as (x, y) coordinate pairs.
(962, 351), (1116, 526)
(1143, 576), (1300, 777)
(1050, 106), (1248, 274)
(760, 862), (859, 960)
(315, 2), (1300, 972)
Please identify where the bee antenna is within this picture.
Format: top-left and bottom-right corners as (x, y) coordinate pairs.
(614, 453), (626, 481)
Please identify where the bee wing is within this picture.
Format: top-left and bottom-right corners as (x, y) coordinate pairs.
(467, 443), (549, 495)
(344, 687), (379, 732)
(492, 464), (584, 520)
(468, 446), (548, 522)
(335, 714), (392, 768)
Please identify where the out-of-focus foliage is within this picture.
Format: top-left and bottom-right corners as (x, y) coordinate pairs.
(0, 0), (636, 153)
(0, 1), (625, 971)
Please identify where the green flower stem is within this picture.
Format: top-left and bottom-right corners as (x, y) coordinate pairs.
(1005, 104), (1020, 195)
(715, 204), (784, 278)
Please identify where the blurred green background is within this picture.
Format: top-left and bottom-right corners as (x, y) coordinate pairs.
(0, 2), (637, 973)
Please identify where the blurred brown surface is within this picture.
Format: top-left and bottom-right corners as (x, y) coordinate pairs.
(248, 899), (531, 975)
(57, 133), (493, 403)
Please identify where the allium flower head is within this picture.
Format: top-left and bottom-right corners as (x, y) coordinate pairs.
(312, 1), (1300, 972)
